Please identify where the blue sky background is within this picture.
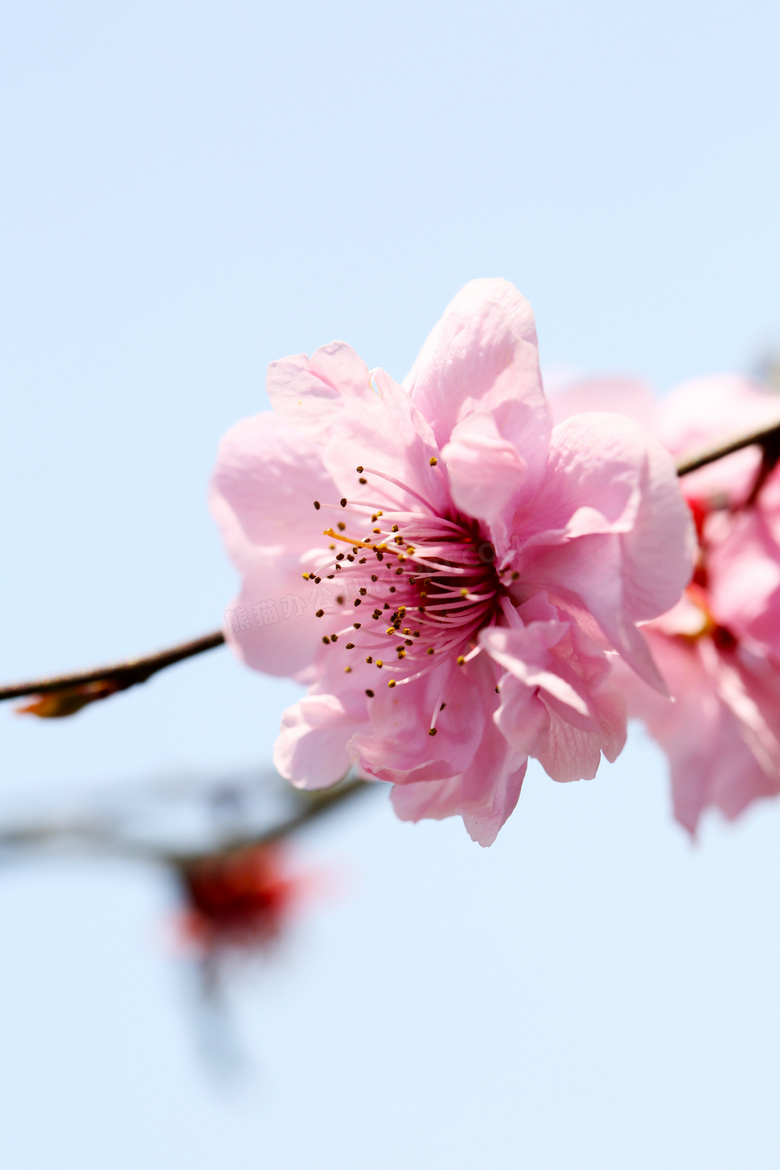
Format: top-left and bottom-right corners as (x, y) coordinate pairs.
(1, 1), (779, 1166)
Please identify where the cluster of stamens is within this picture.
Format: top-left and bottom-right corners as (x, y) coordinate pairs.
(303, 461), (519, 732)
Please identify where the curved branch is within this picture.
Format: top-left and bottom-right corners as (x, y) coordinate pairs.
(0, 630), (224, 703)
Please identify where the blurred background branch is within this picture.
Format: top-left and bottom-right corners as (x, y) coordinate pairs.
(0, 772), (370, 868)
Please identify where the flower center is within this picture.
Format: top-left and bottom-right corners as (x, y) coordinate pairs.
(306, 464), (513, 698)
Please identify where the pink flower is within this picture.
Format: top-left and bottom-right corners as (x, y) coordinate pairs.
(212, 280), (693, 844)
(552, 374), (780, 832)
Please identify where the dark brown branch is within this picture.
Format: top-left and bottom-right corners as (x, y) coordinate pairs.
(675, 420), (780, 477)
(742, 428), (780, 508)
(0, 630), (224, 703)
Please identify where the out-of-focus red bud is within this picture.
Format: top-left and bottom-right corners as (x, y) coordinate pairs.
(177, 844), (302, 956)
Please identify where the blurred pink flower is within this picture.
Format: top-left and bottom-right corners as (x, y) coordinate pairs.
(212, 280), (693, 844)
(552, 374), (780, 832)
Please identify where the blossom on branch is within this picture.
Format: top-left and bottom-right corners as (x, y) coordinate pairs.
(552, 374), (780, 832)
(212, 280), (693, 844)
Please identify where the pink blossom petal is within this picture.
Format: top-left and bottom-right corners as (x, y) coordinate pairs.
(390, 726), (527, 847)
(404, 279), (551, 482)
(274, 692), (369, 790)
(389, 775), (466, 823)
(548, 376), (657, 428)
(442, 411), (528, 537)
(351, 659), (495, 785)
(620, 423), (697, 620)
(211, 412), (339, 565)
(484, 621), (626, 782)
(224, 557), (332, 680)
(706, 510), (780, 658)
(266, 343), (444, 515)
(266, 341), (373, 430)
(519, 413), (694, 687)
(323, 366), (448, 515)
(618, 634), (780, 833)
(521, 532), (669, 690)
(710, 642), (780, 778)
(523, 413), (649, 539)
(455, 745), (528, 847)
(483, 624), (593, 718)
(498, 680), (606, 782)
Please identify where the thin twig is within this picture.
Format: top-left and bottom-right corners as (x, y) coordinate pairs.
(675, 420), (780, 477)
(0, 630), (224, 703)
(741, 428), (780, 508)
(2, 417), (780, 707)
